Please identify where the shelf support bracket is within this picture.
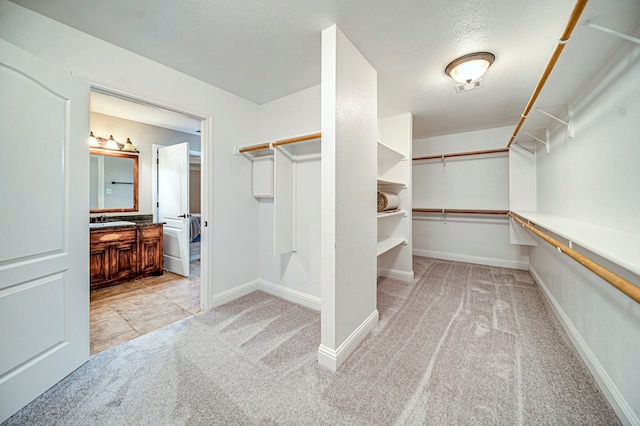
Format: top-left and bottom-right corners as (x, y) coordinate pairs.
(536, 105), (573, 138)
(583, 21), (640, 45)
(514, 141), (535, 154)
(441, 155), (447, 173)
(523, 129), (550, 154)
(442, 209), (447, 225)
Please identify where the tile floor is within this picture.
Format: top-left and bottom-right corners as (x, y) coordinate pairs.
(90, 259), (201, 355)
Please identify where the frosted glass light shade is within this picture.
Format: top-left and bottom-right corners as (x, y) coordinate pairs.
(89, 131), (100, 147)
(104, 135), (120, 150)
(445, 52), (495, 84)
(121, 138), (139, 152)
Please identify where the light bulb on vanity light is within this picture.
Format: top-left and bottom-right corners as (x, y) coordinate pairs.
(89, 131), (100, 147)
(104, 135), (120, 150)
(121, 138), (139, 153)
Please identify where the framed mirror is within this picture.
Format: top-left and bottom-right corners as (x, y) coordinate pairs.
(90, 149), (139, 212)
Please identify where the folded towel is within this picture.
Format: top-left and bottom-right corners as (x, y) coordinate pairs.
(378, 192), (400, 212)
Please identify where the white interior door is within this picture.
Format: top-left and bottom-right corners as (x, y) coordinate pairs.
(158, 143), (190, 277)
(0, 41), (89, 422)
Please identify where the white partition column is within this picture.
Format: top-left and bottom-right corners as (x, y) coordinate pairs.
(318, 25), (378, 371)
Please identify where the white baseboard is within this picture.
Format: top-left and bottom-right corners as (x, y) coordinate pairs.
(209, 280), (259, 308)
(317, 309), (379, 372)
(258, 279), (321, 311)
(413, 249), (528, 271)
(210, 280), (321, 311)
(378, 267), (415, 282)
(529, 265), (639, 426)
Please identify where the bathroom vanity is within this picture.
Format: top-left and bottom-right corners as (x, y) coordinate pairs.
(89, 222), (163, 289)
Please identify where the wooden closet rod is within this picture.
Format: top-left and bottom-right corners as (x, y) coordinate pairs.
(239, 132), (322, 153)
(413, 209), (509, 215)
(238, 143), (271, 154)
(508, 212), (640, 304)
(413, 148), (509, 161)
(272, 132), (321, 147)
(507, 0), (589, 148)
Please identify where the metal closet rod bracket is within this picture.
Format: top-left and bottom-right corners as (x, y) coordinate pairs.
(583, 21), (640, 45)
(536, 104), (574, 138)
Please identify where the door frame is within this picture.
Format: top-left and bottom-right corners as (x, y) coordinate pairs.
(85, 82), (213, 312)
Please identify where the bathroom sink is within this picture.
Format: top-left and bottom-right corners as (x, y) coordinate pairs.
(89, 221), (136, 229)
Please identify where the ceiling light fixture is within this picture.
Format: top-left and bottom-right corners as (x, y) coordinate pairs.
(445, 52), (495, 84)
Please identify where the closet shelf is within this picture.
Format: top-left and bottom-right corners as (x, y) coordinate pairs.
(377, 141), (405, 161)
(377, 210), (407, 219)
(377, 179), (407, 191)
(511, 211), (640, 277)
(376, 237), (407, 256)
(413, 148), (509, 162)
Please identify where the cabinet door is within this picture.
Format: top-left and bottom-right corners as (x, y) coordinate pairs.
(89, 244), (110, 286)
(139, 225), (163, 275)
(110, 241), (138, 281)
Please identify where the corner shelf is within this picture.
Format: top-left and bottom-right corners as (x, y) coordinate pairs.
(377, 179), (407, 192)
(377, 210), (406, 219)
(378, 141), (405, 161)
(376, 237), (407, 256)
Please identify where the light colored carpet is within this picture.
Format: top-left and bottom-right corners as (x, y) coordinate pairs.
(4, 257), (618, 425)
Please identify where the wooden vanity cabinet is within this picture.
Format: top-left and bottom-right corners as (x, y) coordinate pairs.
(90, 224), (163, 290)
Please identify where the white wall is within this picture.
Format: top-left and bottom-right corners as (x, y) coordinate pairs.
(189, 168), (201, 213)
(0, 2), (261, 304)
(257, 85), (322, 306)
(413, 126), (529, 269)
(319, 25), (378, 371)
(90, 112), (200, 216)
(530, 38), (640, 424)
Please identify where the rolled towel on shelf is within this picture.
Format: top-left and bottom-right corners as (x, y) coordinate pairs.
(378, 191), (400, 212)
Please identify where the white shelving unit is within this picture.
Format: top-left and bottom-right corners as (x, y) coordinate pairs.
(376, 113), (414, 282)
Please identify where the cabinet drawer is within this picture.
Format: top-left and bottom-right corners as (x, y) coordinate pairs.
(90, 228), (137, 244)
(140, 225), (162, 239)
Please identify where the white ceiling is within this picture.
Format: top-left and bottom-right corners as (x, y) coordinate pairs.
(12, 0), (640, 139)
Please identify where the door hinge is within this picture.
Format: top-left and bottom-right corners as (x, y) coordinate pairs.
(204, 221), (208, 227)
(156, 202), (159, 207)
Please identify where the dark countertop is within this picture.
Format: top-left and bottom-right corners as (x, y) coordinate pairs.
(89, 214), (165, 230)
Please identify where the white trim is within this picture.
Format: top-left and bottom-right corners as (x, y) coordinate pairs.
(258, 280), (321, 311)
(209, 280), (260, 308)
(209, 279), (321, 311)
(317, 309), (379, 372)
(529, 265), (639, 426)
(413, 249), (528, 270)
(378, 267), (415, 282)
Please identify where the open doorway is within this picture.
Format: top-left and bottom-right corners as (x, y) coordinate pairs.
(88, 90), (204, 355)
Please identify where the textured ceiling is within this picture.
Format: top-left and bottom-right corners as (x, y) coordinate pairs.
(10, 0), (640, 139)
